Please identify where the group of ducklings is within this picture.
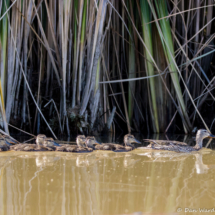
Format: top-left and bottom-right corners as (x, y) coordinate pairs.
(1, 134), (141, 153)
(0, 129), (214, 153)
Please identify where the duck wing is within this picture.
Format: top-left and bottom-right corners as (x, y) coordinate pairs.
(143, 139), (188, 146)
(95, 143), (116, 150)
(114, 146), (133, 152)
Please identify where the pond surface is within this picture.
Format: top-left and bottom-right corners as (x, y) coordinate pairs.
(0, 135), (215, 215)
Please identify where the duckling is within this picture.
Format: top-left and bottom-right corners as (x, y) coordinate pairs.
(143, 129), (215, 153)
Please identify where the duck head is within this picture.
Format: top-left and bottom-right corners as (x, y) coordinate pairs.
(124, 134), (141, 146)
(36, 134), (47, 147)
(195, 129), (215, 149)
(76, 135), (86, 147)
(85, 136), (101, 147)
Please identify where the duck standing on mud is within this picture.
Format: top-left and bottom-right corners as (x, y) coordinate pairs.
(143, 129), (215, 153)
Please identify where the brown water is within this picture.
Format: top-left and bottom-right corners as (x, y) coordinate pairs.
(0, 147), (215, 215)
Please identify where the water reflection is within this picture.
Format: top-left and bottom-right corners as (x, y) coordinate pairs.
(123, 154), (140, 168)
(0, 149), (215, 214)
(135, 149), (215, 174)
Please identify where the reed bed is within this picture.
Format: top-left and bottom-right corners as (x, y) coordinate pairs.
(0, 0), (214, 136)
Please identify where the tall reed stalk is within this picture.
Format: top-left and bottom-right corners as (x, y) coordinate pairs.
(0, 0), (214, 136)
(140, 0), (159, 133)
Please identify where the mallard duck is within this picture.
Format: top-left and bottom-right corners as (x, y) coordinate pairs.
(56, 135), (93, 153)
(36, 134), (47, 147)
(114, 134), (141, 152)
(10, 134), (54, 151)
(95, 134), (141, 152)
(143, 129), (215, 153)
(76, 135), (87, 147)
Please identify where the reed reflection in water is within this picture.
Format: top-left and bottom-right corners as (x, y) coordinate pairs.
(0, 148), (215, 215)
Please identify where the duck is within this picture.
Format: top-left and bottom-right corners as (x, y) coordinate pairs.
(76, 135), (87, 147)
(77, 135), (113, 151)
(143, 129), (215, 153)
(114, 134), (141, 152)
(56, 135), (93, 153)
(36, 134), (47, 147)
(10, 134), (55, 151)
(95, 134), (141, 152)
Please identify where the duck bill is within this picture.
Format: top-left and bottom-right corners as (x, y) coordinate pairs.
(5, 141), (12, 146)
(133, 138), (141, 144)
(54, 142), (60, 146)
(208, 134), (215, 138)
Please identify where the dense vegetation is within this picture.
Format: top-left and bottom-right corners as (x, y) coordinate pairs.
(0, 0), (214, 137)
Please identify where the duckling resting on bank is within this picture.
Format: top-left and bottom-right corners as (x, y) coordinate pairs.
(143, 129), (215, 153)
(88, 134), (141, 152)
